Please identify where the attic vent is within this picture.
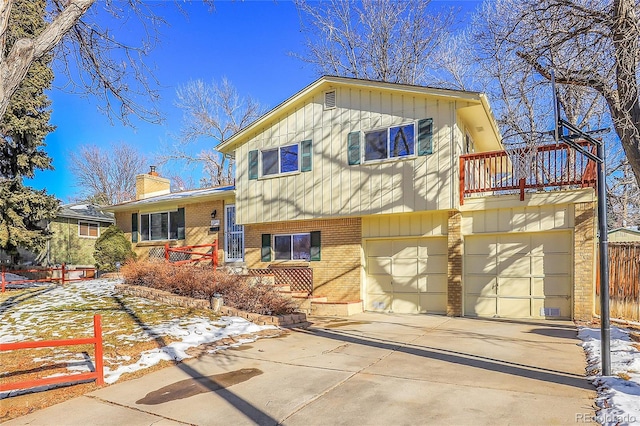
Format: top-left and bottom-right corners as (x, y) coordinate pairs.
(540, 307), (561, 317)
(324, 90), (336, 110)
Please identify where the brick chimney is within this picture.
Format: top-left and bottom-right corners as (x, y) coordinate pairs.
(135, 166), (170, 200)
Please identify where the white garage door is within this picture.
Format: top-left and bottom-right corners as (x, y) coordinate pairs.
(365, 237), (447, 314)
(464, 232), (572, 319)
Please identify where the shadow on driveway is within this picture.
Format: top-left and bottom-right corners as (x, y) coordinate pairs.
(112, 295), (280, 425)
(299, 325), (592, 391)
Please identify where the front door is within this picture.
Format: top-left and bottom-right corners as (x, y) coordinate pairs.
(224, 204), (244, 262)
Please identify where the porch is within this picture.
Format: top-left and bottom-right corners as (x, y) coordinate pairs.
(459, 142), (597, 205)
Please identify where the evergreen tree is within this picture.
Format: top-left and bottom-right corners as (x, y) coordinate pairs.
(0, 0), (59, 257)
(93, 226), (136, 272)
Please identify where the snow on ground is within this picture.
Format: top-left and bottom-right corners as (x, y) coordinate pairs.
(579, 326), (640, 425)
(2, 272), (29, 281)
(0, 279), (277, 396)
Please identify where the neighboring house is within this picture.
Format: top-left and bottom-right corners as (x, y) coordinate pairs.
(105, 168), (237, 264)
(608, 227), (640, 242)
(109, 76), (599, 320)
(46, 204), (115, 265)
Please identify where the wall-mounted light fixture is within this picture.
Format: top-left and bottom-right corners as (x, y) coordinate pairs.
(210, 209), (220, 232)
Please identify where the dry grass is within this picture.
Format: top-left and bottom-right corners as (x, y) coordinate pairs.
(0, 280), (258, 422)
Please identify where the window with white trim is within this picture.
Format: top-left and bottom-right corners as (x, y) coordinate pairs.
(364, 123), (415, 162)
(139, 210), (185, 241)
(78, 221), (99, 238)
(274, 233), (311, 261)
(262, 144), (299, 176)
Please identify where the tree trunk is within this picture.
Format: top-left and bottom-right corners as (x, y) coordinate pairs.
(0, 0), (95, 121)
(612, 0), (640, 187)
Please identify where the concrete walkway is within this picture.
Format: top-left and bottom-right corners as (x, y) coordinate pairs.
(6, 313), (596, 425)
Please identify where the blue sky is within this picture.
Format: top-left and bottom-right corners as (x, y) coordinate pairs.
(28, 0), (479, 203)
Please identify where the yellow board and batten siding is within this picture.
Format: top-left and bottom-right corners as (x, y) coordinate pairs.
(235, 86), (471, 225)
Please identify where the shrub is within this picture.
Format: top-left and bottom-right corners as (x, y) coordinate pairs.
(121, 260), (298, 315)
(94, 225), (136, 272)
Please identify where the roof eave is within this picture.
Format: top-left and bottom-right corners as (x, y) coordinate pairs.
(218, 75), (486, 154)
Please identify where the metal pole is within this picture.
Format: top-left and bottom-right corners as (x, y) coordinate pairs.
(596, 143), (611, 376)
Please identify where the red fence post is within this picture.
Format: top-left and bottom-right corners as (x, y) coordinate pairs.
(61, 263), (66, 285)
(93, 314), (104, 386)
(164, 243), (170, 262)
(1, 266), (5, 293)
(213, 240), (218, 270)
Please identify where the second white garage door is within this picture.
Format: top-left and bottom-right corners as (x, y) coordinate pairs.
(365, 237), (448, 314)
(464, 232), (573, 319)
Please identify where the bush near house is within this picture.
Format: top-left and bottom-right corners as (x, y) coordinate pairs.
(121, 259), (298, 315)
(94, 225), (136, 272)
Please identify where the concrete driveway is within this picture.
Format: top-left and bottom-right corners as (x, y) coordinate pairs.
(6, 313), (595, 425)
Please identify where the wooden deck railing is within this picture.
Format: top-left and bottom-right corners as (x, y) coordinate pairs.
(459, 142), (597, 205)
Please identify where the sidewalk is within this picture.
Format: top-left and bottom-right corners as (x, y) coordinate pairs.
(5, 313), (595, 425)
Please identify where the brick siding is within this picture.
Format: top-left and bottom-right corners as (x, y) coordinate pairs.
(116, 200), (226, 263)
(573, 201), (596, 320)
(447, 210), (462, 316)
(244, 218), (362, 302)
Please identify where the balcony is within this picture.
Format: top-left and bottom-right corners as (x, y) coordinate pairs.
(459, 142), (597, 205)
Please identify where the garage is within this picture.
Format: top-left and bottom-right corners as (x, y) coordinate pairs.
(365, 237), (447, 314)
(464, 231), (573, 319)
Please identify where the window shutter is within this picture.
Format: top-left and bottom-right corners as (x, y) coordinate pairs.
(248, 150), (259, 180)
(176, 207), (185, 240)
(301, 140), (312, 172)
(261, 234), (272, 262)
(417, 118), (433, 156)
(347, 131), (361, 165)
(131, 213), (138, 243)
(310, 231), (321, 261)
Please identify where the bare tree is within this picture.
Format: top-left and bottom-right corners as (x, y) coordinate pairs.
(607, 156), (640, 228)
(0, 0), (211, 126)
(69, 142), (146, 205)
(159, 78), (265, 188)
(293, 0), (456, 85)
(470, 0), (640, 187)
(470, 5), (610, 148)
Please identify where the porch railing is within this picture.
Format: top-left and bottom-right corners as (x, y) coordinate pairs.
(459, 142), (597, 205)
(163, 241), (218, 269)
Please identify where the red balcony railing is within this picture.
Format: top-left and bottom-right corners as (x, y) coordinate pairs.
(459, 142), (597, 205)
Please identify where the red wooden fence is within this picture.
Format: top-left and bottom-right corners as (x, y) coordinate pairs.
(1, 264), (97, 292)
(0, 314), (104, 393)
(164, 241), (218, 269)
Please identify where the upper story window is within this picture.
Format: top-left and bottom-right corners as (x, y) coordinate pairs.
(262, 144), (299, 176)
(249, 140), (312, 180)
(364, 124), (415, 162)
(348, 118), (433, 165)
(139, 209), (185, 241)
(78, 221), (99, 238)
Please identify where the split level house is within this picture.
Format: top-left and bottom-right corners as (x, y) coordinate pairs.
(106, 76), (598, 320)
